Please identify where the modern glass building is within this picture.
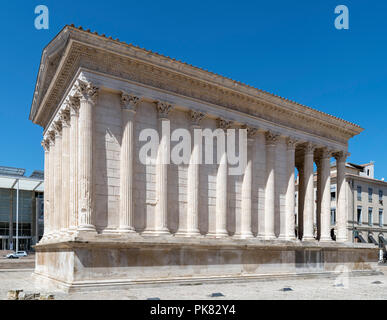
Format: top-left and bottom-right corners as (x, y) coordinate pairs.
(0, 166), (44, 251)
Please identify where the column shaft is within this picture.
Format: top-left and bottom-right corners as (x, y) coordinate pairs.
(77, 81), (98, 232)
(235, 129), (255, 238)
(61, 111), (70, 233)
(176, 111), (204, 236)
(281, 139), (296, 240)
(336, 152), (348, 242)
(69, 100), (79, 231)
(303, 143), (315, 241)
(54, 126), (62, 235)
(119, 93), (138, 233)
(259, 132), (277, 240)
(320, 151), (332, 241)
(42, 140), (50, 239)
(143, 101), (171, 235)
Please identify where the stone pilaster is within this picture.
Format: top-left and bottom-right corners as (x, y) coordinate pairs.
(75, 80), (98, 232)
(296, 165), (304, 240)
(68, 96), (80, 232)
(175, 110), (205, 237)
(279, 137), (297, 240)
(302, 142), (315, 241)
(41, 138), (50, 240)
(47, 131), (55, 238)
(258, 131), (278, 240)
(208, 119), (232, 237)
(234, 126), (256, 239)
(60, 108), (71, 234)
(320, 148), (332, 241)
(52, 121), (62, 236)
(143, 101), (172, 236)
(119, 92), (140, 233)
(335, 151), (349, 242)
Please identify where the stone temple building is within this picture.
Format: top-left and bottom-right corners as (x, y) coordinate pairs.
(29, 25), (378, 291)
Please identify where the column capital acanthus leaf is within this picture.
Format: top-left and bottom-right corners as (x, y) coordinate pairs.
(156, 101), (173, 119)
(190, 110), (205, 126)
(286, 137), (299, 150)
(75, 79), (99, 104)
(265, 131), (279, 145)
(217, 118), (233, 130)
(121, 92), (140, 112)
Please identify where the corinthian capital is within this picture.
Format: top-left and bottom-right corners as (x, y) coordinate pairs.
(41, 139), (50, 152)
(286, 137), (299, 150)
(190, 110), (205, 126)
(265, 131), (279, 145)
(333, 150), (350, 161)
(67, 95), (80, 116)
(52, 121), (63, 137)
(241, 125), (258, 140)
(217, 118), (233, 130)
(156, 101), (173, 119)
(303, 142), (315, 154)
(121, 92), (140, 112)
(59, 108), (71, 127)
(75, 80), (99, 104)
(321, 148), (333, 160)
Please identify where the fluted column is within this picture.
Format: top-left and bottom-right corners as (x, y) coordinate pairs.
(320, 148), (332, 241)
(41, 139), (50, 240)
(335, 151), (349, 242)
(280, 138), (297, 240)
(76, 80), (98, 232)
(302, 142), (315, 241)
(143, 101), (172, 235)
(234, 126), (256, 239)
(60, 108), (71, 234)
(258, 131), (278, 240)
(119, 92), (140, 233)
(297, 165), (304, 240)
(53, 121), (62, 236)
(208, 119), (231, 238)
(176, 110), (204, 237)
(68, 96), (80, 232)
(47, 131), (55, 238)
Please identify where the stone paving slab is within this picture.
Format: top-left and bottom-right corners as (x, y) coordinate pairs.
(1, 270), (387, 300)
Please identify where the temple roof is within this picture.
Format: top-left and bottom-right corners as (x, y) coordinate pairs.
(30, 25), (363, 142)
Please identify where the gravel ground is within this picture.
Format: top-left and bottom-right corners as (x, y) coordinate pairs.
(1, 268), (387, 300)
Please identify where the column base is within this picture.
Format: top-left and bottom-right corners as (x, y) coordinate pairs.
(257, 234), (276, 240)
(336, 237), (348, 243)
(277, 235), (297, 241)
(301, 236), (316, 242)
(174, 230), (201, 237)
(319, 236), (333, 242)
(233, 232), (254, 240)
(206, 230), (229, 238)
(117, 226), (136, 234)
(141, 228), (171, 237)
(78, 224), (97, 232)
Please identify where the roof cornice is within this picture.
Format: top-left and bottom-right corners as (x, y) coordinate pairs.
(30, 25), (364, 142)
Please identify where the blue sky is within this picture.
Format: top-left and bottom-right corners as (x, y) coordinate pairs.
(0, 0), (386, 178)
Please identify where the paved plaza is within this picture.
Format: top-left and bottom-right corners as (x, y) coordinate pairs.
(1, 268), (387, 300)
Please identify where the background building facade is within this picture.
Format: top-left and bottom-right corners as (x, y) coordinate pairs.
(0, 166), (44, 251)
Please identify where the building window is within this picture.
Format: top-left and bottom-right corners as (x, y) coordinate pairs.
(0, 222), (9, 236)
(368, 208), (373, 226)
(379, 190), (383, 205)
(331, 191), (336, 201)
(357, 206), (362, 225)
(357, 186), (362, 201)
(379, 209), (383, 227)
(368, 188), (373, 203)
(331, 209), (336, 225)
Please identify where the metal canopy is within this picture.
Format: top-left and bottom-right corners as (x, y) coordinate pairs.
(0, 175), (44, 192)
